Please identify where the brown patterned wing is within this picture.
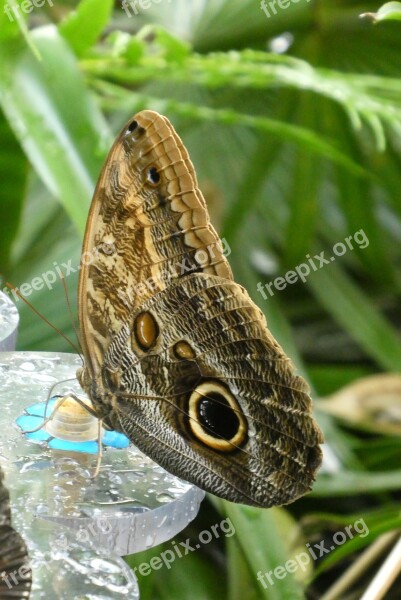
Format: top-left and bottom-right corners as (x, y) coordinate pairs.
(78, 110), (232, 378)
(78, 110), (323, 507)
(102, 273), (323, 508)
(0, 466), (31, 599)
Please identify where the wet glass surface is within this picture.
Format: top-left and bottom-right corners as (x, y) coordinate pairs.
(0, 352), (205, 598)
(0, 292), (19, 351)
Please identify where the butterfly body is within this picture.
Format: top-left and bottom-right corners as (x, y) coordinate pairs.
(78, 110), (323, 508)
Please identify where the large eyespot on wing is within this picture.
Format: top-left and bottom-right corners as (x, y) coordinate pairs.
(78, 110), (232, 379)
(0, 467), (31, 599)
(186, 381), (248, 452)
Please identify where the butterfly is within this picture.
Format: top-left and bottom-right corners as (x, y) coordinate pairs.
(77, 110), (323, 508)
(0, 465), (31, 599)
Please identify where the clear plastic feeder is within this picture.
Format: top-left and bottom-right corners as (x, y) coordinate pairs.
(0, 291), (19, 351)
(0, 352), (205, 599)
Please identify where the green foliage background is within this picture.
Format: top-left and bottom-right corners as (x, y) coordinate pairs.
(1, 0), (401, 598)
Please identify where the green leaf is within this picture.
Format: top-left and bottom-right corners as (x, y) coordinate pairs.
(307, 262), (401, 372)
(284, 154), (320, 266)
(104, 31), (145, 62)
(154, 547), (226, 599)
(0, 0), (19, 43)
(153, 27), (190, 63)
(221, 138), (282, 243)
(125, 538), (226, 600)
(0, 25), (110, 232)
(309, 365), (375, 397)
(4, 178), (81, 352)
(314, 468), (401, 496)
(0, 110), (27, 273)
(227, 536), (262, 600)
(0, 0), (41, 59)
(212, 500), (306, 600)
(314, 514), (401, 578)
(59, 0), (114, 57)
(89, 83), (366, 178)
(361, 2), (401, 23)
(85, 40), (401, 151)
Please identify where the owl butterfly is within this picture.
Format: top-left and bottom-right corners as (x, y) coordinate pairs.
(0, 465), (31, 599)
(77, 110), (323, 508)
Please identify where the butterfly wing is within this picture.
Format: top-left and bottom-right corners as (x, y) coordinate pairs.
(103, 273), (323, 507)
(78, 110), (231, 379)
(78, 110), (323, 507)
(0, 466), (31, 599)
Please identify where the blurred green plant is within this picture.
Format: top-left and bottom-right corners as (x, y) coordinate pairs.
(1, 0), (401, 597)
(361, 1), (401, 22)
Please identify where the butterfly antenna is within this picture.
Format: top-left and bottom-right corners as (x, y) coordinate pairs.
(6, 282), (83, 358)
(60, 273), (84, 359)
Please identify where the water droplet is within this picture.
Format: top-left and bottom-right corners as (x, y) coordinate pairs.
(157, 493), (175, 503)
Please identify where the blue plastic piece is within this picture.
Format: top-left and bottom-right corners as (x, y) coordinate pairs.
(16, 397), (130, 454)
(16, 415), (51, 441)
(103, 430), (130, 449)
(25, 399), (57, 417)
(48, 438), (99, 454)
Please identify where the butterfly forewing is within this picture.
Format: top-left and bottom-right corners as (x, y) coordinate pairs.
(78, 110), (323, 507)
(78, 111), (232, 378)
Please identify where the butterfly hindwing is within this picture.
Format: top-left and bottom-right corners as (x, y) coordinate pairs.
(101, 273), (322, 507)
